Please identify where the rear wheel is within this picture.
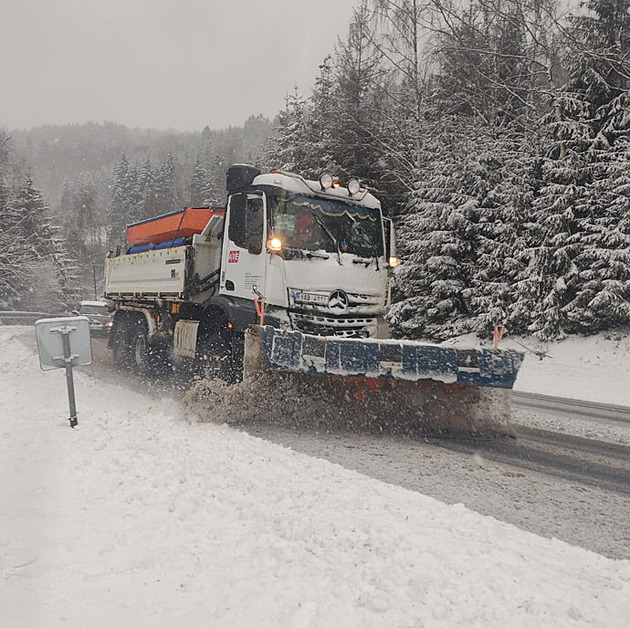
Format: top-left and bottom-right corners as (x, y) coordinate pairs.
(111, 321), (131, 369)
(132, 326), (151, 375)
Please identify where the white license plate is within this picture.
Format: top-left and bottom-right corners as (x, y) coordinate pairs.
(295, 291), (327, 305)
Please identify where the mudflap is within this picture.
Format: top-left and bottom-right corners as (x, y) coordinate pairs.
(236, 326), (524, 437)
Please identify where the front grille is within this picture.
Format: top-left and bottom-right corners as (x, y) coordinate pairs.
(287, 286), (385, 338)
(291, 312), (377, 338)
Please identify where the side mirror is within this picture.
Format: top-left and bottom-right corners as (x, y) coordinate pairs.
(228, 193), (247, 244)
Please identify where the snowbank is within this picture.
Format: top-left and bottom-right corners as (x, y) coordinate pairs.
(443, 330), (630, 406)
(1, 326), (629, 627)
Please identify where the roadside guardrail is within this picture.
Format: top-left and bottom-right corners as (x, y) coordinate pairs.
(0, 311), (54, 325)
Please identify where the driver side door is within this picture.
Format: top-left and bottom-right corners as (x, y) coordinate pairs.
(220, 191), (267, 304)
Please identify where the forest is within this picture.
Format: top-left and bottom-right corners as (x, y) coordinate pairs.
(1, 0), (629, 342)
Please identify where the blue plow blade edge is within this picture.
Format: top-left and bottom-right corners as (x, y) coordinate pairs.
(249, 325), (524, 390)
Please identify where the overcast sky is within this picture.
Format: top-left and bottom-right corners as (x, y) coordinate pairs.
(0, 0), (357, 132)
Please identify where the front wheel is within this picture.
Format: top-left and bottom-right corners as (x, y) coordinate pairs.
(198, 335), (232, 383)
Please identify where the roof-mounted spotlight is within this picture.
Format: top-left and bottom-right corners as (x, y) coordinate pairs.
(347, 178), (361, 195)
(319, 173), (334, 190)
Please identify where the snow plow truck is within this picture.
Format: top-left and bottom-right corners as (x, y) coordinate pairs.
(104, 164), (523, 435)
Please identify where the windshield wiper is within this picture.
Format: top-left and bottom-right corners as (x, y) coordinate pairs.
(346, 213), (380, 270)
(306, 251), (330, 259)
(305, 206), (342, 265)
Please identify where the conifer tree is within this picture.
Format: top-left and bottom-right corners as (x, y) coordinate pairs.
(153, 154), (178, 215)
(189, 157), (207, 207)
(107, 154), (140, 247)
(137, 158), (159, 220)
(299, 55), (341, 179)
(59, 173), (105, 294)
(266, 87), (309, 173)
(388, 126), (478, 340)
(10, 176), (77, 310)
(0, 180), (25, 307)
(514, 0), (630, 337)
(332, 4), (396, 197)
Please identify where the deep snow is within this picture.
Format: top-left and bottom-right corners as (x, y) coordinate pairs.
(1, 325), (630, 627)
(444, 329), (630, 406)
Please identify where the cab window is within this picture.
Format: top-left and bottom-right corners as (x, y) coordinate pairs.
(228, 193), (264, 254)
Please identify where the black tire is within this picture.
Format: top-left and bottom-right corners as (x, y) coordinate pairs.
(131, 325), (151, 375)
(198, 334), (232, 383)
(111, 322), (131, 369)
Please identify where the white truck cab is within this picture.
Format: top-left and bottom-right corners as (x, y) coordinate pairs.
(218, 165), (392, 338)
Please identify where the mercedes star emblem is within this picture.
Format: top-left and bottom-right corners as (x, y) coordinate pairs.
(328, 289), (349, 312)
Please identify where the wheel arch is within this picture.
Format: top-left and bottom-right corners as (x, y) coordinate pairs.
(112, 306), (157, 337)
(198, 300), (233, 340)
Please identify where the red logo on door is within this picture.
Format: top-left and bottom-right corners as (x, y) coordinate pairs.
(227, 250), (240, 263)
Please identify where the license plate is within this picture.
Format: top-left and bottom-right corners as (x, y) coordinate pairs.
(294, 291), (327, 305)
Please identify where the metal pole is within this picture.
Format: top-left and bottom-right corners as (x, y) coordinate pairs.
(61, 331), (78, 428)
(93, 262), (97, 300)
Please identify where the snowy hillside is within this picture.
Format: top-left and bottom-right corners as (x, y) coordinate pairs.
(1, 325), (629, 627)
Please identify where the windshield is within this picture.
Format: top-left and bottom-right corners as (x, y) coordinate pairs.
(80, 304), (109, 316)
(270, 194), (384, 258)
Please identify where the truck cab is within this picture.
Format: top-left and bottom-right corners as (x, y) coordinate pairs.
(217, 165), (392, 339)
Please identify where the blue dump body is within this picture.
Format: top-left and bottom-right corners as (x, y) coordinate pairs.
(252, 325), (524, 390)
(127, 236), (188, 255)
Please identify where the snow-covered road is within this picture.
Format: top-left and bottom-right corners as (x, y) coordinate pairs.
(3, 325), (630, 627)
(14, 325), (630, 559)
(242, 412), (630, 561)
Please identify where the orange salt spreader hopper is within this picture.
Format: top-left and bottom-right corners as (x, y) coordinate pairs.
(126, 208), (224, 247)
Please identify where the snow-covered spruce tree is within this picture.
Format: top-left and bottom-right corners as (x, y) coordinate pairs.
(137, 158), (159, 221)
(59, 172), (107, 294)
(571, 92), (630, 330)
(516, 0), (630, 337)
(562, 0), (630, 332)
(203, 155), (224, 206)
(462, 130), (535, 336)
(511, 157), (585, 339)
(509, 76), (595, 339)
(370, 0), (430, 172)
(0, 180), (27, 308)
(388, 125), (479, 340)
(107, 154), (140, 247)
(9, 175), (77, 311)
(266, 87), (310, 173)
(0, 129), (21, 307)
(298, 55), (342, 179)
(153, 154), (178, 216)
(388, 0), (544, 340)
(188, 155), (222, 207)
(327, 4), (397, 201)
(189, 156), (208, 206)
